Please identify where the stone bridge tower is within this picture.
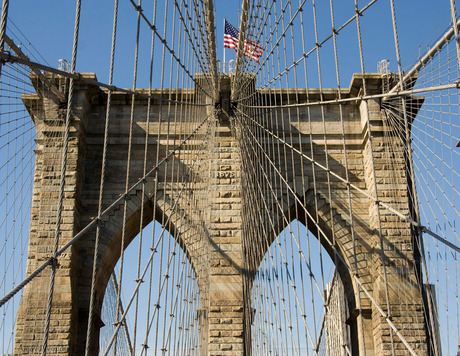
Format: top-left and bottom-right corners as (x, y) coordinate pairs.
(13, 71), (430, 355)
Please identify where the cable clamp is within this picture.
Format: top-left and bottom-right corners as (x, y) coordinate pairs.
(48, 256), (59, 266)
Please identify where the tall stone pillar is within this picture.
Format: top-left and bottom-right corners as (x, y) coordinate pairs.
(205, 120), (246, 355)
(361, 93), (428, 355)
(14, 76), (93, 354)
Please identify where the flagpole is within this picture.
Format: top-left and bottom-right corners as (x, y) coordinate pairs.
(223, 18), (226, 73)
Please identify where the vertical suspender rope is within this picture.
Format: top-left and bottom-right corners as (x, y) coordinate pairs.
(176, 14), (191, 351)
(286, 1), (305, 349)
(153, 2), (169, 353)
(296, 0), (314, 352)
(42, 1), (81, 355)
(142, 0), (158, 352)
(311, 1), (341, 344)
(163, 24), (182, 347)
(278, 2), (296, 350)
(312, 0), (350, 351)
(132, 0), (144, 352)
(328, 0), (361, 353)
(112, 0), (143, 351)
(354, 1), (397, 354)
(84, 0), (119, 354)
(0, 4), (10, 350)
(389, 1), (440, 354)
(160, 1), (179, 350)
(171, 14), (186, 350)
(270, 6), (287, 352)
(297, 1), (323, 351)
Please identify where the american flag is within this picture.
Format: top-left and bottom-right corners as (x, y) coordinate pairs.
(224, 19), (263, 63)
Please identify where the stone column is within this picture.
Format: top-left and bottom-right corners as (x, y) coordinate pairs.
(206, 121), (246, 355)
(14, 76), (92, 355)
(361, 97), (428, 355)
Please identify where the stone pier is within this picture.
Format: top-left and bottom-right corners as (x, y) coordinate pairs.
(14, 72), (431, 355)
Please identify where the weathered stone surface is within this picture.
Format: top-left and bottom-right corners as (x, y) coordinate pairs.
(15, 72), (429, 355)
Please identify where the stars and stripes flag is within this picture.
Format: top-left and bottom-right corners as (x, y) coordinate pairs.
(224, 19), (263, 63)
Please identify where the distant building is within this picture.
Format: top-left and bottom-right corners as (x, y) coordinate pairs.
(324, 275), (351, 356)
(324, 279), (443, 356)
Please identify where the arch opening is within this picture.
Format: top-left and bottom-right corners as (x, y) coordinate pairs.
(76, 175), (211, 355)
(248, 219), (356, 355)
(98, 218), (203, 355)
